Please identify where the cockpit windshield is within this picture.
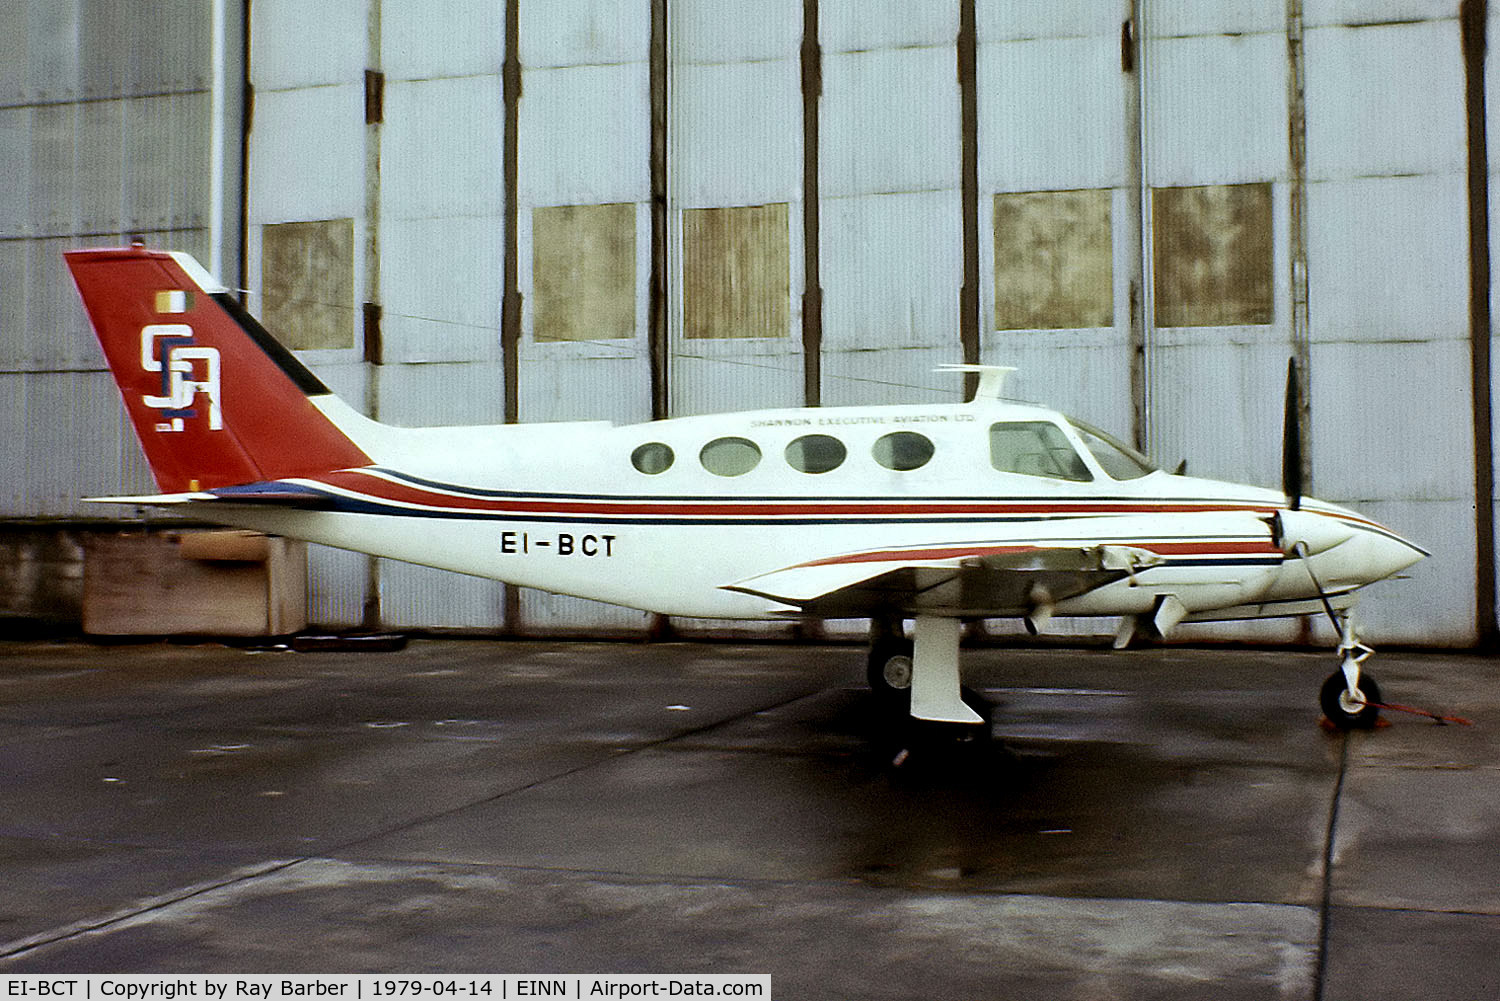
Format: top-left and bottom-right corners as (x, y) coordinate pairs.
(1067, 419), (1157, 480)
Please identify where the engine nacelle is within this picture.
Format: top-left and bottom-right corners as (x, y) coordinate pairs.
(1268, 509), (1357, 556)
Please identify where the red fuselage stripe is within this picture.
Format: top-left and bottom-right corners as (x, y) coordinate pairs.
(310, 469), (1307, 522)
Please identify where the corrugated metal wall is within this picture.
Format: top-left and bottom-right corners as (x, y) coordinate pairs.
(1300, 8), (1475, 644)
(6, 0), (1498, 646)
(1, 0), (230, 518)
(669, 0), (805, 416)
(516, 0), (654, 634)
(819, 2), (965, 406)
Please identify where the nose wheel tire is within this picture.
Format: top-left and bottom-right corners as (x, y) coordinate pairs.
(1320, 670), (1382, 730)
(867, 637), (914, 706)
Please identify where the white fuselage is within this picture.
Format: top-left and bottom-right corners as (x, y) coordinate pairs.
(191, 396), (1424, 625)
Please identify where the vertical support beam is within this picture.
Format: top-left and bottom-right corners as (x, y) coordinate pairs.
(1121, 1), (1151, 454)
(957, 0), (981, 393)
(1286, 0), (1314, 498)
(234, 0), (253, 302)
(362, 6), (382, 334)
(501, 0), (523, 632)
(800, 0), (823, 408)
(649, 0), (671, 421)
(501, 0), (522, 426)
(361, 0), (384, 631)
(1462, 0), (1498, 647)
(235, 0), (250, 301)
(208, 0), (246, 285)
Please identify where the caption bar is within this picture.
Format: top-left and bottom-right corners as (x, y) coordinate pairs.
(2, 977), (769, 1001)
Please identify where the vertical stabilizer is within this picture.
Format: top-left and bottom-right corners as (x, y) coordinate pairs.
(66, 245), (371, 493)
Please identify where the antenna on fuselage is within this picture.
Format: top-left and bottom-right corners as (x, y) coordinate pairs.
(936, 363), (1017, 403)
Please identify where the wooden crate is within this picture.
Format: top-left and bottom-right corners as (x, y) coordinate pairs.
(83, 530), (308, 637)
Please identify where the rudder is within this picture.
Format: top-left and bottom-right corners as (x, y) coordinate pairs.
(66, 244), (371, 493)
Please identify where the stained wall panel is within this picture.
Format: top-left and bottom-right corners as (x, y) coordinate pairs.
(682, 204), (790, 341)
(517, 200), (652, 422)
(533, 203), (637, 344)
(1152, 183), (1274, 328)
(993, 189), (1114, 332)
(260, 218), (357, 351)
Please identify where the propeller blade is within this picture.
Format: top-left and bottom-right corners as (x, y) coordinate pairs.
(1282, 356), (1303, 511)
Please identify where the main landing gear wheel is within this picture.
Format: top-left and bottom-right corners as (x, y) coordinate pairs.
(1320, 670), (1382, 730)
(867, 637), (914, 707)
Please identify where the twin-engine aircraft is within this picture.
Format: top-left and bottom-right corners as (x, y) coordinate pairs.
(67, 244), (1426, 729)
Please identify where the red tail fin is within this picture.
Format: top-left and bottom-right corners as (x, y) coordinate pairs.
(66, 245), (371, 493)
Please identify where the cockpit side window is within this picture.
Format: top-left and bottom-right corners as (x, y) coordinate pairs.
(1068, 420), (1156, 480)
(989, 422), (1093, 482)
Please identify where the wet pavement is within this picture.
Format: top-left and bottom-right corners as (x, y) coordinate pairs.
(0, 637), (1495, 998)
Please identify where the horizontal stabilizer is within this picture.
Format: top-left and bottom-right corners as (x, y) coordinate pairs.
(85, 479), (342, 510)
(84, 492), (206, 506)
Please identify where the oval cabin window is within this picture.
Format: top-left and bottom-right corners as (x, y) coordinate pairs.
(631, 442), (675, 475)
(700, 437), (762, 476)
(872, 431), (934, 471)
(785, 434), (847, 474)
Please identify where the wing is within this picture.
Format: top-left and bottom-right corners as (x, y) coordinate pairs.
(723, 542), (1164, 618)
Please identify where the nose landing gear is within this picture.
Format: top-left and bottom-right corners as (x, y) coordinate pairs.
(1319, 617), (1382, 729)
(1287, 538), (1385, 731)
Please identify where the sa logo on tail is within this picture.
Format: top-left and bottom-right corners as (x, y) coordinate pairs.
(140, 323), (222, 432)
